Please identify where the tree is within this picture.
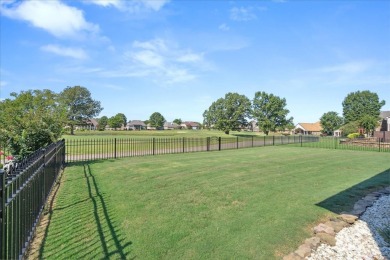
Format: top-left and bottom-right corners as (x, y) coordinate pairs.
(59, 86), (103, 135)
(116, 113), (127, 126)
(98, 116), (108, 131)
(252, 91), (293, 135)
(359, 115), (379, 136)
(320, 111), (343, 135)
(173, 118), (182, 125)
(342, 90), (385, 124)
(203, 92), (251, 134)
(340, 121), (360, 137)
(149, 112), (166, 129)
(108, 114), (124, 130)
(0, 90), (66, 158)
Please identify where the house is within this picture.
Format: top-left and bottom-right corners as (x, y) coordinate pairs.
(127, 120), (146, 130)
(294, 122), (322, 135)
(75, 118), (99, 130)
(181, 121), (200, 130)
(164, 122), (179, 130)
(374, 111), (390, 141)
(334, 129), (342, 137)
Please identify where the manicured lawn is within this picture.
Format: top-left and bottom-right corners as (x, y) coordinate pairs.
(31, 147), (390, 259)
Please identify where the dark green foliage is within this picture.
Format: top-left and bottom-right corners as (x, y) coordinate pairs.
(149, 112), (166, 129)
(340, 121), (360, 137)
(342, 90), (385, 124)
(359, 115), (379, 136)
(252, 91), (293, 135)
(59, 86), (103, 135)
(173, 118), (182, 125)
(320, 111), (343, 135)
(203, 92), (251, 134)
(108, 114), (124, 130)
(98, 116), (108, 131)
(0, 90), (66, 158)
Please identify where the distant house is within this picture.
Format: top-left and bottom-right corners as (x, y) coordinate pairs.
(127, 120), (146, 130)
(75, 118), (99, 130)
(334, 129), (342, 137)
(181, 121), (200, 130)
(294, 122), (322, 135)
(164, 122), (179, 130)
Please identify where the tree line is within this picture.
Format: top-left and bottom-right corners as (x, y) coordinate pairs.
(320, 90), (385, 136)
(0, 86), (102, 158)
(203, 91), (294, 135)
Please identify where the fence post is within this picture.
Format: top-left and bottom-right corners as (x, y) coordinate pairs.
(153, 138), (155, 155)
(252, 136), (254, 147)
(0, 169), (4, 259)
(114, 138), (117, 159)
(207, 137), (210, 151)
(182, 137), (185, 153)
(379, 138), (381, 152)
(300, 135), (303, 147)
(218, 137), (221, 151)
(236, 136), (239, 149)
(273, 136), (275, 146)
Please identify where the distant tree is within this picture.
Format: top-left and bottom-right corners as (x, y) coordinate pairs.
(359, 115), (379, 136)
(202, 110), (212, 130)
(59, 86), (103, 135)
(320, 111), (343, 135)
(203, 92), (251, 134)
(342, 90), (385, 124)
(0, 90), (66, 158)
(252, 91), (293, 135)
(98, 116), (108, 131)
(116, 113), (127, 126)
(173, 118), (182, 125)
(144, 120), (150, 126)
(149, 112), (166, 129)
(108, 114), (123, 130)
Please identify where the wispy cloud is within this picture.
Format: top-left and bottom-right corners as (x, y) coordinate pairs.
(102, 38), (209, 84)
(218, 23), (230, 31)
(230, 6), (266, 22)
(41, 44), (88, 59)
(0, 81), (7, 88)
(313, 61), (373, 74)
(1, 0), (99, 38)
(87, 0), (170, 12)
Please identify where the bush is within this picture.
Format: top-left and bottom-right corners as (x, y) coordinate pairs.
(347, 133), (361, 139)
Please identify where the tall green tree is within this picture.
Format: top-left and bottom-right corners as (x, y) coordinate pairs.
(203, 92), (251, 134)
(98, 116), (108, 131)
(59, 86), (103, 135)
(252, 91), (293, 135)
(108, 114), (124, 130)
(320, 111), (343, 135)
(173, 118), (182, 125)
(149, 112), (166, 129)
(359, 115), (379, 136)
(0, 90), (66, 158)
(116, 113), (127, 126)
(342, 90), (385, 124)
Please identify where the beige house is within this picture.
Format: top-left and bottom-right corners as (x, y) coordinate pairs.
(294, 122), (322, 135)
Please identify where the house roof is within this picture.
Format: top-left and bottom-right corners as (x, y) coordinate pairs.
(127, 120), (146, 126)
(182, 121), (199, 127)
(296, 122), (322, 132)
(164, 122), (178, 127)
(379, 111), (390, 119)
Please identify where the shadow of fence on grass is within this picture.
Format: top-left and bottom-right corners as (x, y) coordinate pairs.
(316, 168), (390, 258)
(83, 163), (133, 259)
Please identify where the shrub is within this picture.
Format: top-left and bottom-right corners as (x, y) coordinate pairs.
(347, 133), (361, 139)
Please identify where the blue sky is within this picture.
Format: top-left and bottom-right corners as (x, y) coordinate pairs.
(1, 0), (389, 124)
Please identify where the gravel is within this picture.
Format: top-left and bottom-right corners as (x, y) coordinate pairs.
(307, 194), (390, 260)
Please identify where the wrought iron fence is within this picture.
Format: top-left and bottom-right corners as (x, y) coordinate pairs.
(65, 135), (317, 163)
(0, 139), (65, 259)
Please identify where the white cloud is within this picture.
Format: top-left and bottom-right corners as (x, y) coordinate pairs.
(230, 7), (257, 21)
(41, 44), (88, 59)
(0, 81), (8, 87)
(177, 53), (204, 63)
(130, 50), (164, 67)
(314, 61), (373, 74)
(1, 0), (99, 38)
(218, 23), (230, 31)
(87, 0), (170, 12)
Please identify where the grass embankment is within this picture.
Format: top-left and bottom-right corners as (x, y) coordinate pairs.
(31, 147), (390, 259)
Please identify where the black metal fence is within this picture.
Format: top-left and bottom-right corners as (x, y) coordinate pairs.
(65, 135), (316, 163)
(0, 139), (65, 259)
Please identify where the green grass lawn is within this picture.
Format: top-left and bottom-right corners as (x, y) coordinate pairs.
(32, 147), (390, 259)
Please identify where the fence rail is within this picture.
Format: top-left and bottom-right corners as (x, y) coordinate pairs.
(0, 139), (65, 260)
(65, 135), (318, 163)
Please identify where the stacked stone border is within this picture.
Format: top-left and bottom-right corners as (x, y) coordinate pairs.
(283, 186), (390, 260)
